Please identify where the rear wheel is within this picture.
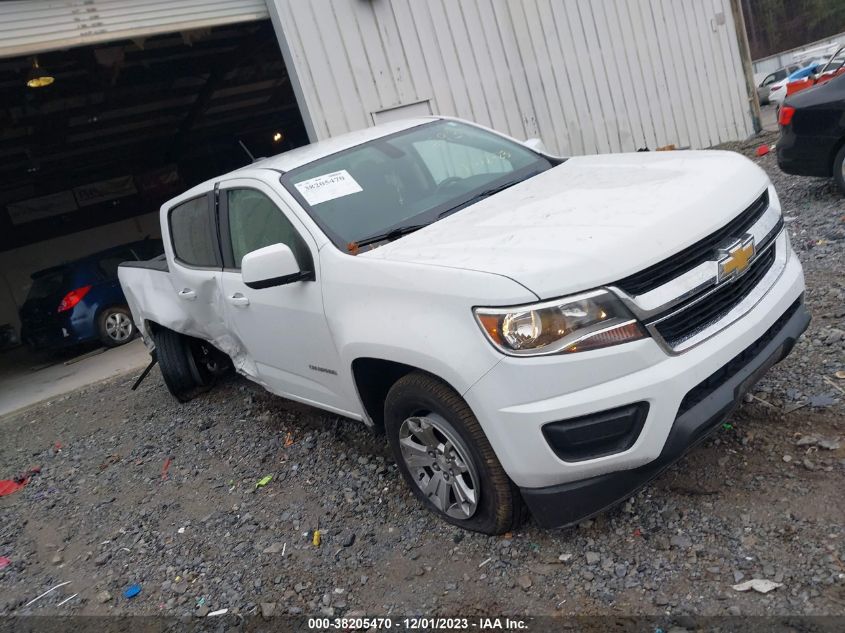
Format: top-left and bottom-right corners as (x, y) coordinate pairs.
(98, 306), (135, 347)
(384, 371), (525, 535)
(833, 144), (845, 195)
(154, 328), (230, 402)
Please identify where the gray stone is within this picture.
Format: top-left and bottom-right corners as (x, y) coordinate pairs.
(670, 535), (692, 549)
(262, 542), (284, 554)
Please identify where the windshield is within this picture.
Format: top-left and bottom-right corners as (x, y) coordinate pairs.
(282, 120), (554, 249)
(821, 48), (845, 74)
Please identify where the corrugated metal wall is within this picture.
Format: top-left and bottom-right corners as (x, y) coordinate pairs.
(269, 0), (755, 154)
(0, 0), (269, 58)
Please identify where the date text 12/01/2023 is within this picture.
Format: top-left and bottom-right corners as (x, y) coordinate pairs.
(306, 617), (528, 630)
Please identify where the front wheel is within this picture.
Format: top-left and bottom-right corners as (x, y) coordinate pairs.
(833, 144), (845, 195)
(98, 306), (135, 347)
(384, 372), (525, 534)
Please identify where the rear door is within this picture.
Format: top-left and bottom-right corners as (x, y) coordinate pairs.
(164, 192), (226, 342)
(217, 177), (351, 415)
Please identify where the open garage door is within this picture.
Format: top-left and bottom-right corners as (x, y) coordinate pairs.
(0, 18), (308, 350)
(0, 0), (269, 57)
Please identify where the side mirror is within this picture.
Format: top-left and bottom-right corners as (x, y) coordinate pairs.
(241, 243), (308, 289)
(523, 137), (547, 154)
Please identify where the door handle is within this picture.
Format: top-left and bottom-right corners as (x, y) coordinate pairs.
(177, 288), (197, 301)
(228, 293), (250, 307)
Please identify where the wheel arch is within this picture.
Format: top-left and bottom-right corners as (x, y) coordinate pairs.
(351, 358), (465, 433)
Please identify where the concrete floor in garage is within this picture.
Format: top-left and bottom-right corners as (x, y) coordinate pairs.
(0, 339), (149, 418)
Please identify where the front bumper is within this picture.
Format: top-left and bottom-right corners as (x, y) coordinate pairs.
(521, 297), (809, 528)
(463, 250), (807, 527)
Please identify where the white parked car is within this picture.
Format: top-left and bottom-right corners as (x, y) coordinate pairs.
(756, 64), (802, 104)
(119, 117), (809, 534)
(768, 60), (826, 108)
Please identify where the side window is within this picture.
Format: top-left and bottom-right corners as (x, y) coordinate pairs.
(762, 73), (777, 86)
(169, 196), (218, 267)
(226, 189), (311, 270)
(412, 139), (512, 185)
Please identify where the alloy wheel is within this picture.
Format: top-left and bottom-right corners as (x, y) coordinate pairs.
(398, 413), (480, 519)
(105, 312), (133, 342)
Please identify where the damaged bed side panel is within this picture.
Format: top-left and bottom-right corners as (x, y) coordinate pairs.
(117, 265), (257, 378)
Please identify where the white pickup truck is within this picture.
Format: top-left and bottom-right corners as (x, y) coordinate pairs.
(119, 117), (809, 534)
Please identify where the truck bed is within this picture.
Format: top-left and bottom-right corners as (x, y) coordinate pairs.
(119, 254), (169, 272)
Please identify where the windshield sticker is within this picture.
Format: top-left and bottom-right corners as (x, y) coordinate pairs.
(294, 170), (363, 205)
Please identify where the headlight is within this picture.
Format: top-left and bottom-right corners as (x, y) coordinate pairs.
(474, 289), (646, 356)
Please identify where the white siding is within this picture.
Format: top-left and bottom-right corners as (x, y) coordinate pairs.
(271, 0), (755, 153)
(0, 0), (269, 58)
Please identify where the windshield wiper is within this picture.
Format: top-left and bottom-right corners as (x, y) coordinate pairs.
(352, 223), (428, 248)
(438, 178), (526, 219)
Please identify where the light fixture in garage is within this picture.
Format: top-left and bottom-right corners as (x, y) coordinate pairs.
(26, 57), (54, 88)
(272, 131), (283, 143)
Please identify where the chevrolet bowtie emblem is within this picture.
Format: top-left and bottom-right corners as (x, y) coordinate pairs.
(717, 235), (755, 282)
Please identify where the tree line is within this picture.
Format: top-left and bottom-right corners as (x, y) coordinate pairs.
(742, 0), (845, 59)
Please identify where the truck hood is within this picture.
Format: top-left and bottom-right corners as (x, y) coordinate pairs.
(363, 150), (771, 299)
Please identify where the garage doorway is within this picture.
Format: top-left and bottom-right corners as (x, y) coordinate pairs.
(0, 19), (308, 406)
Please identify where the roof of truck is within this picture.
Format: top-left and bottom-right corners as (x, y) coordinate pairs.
(252, 116), (439, 173)
(168, 116), (441, 208)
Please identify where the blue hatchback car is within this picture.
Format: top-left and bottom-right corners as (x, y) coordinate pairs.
(19, 238), (163, 350)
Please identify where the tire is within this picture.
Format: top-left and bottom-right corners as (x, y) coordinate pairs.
(98, 306), (135, 347)
(834, 144), (845, 195)
(384, 371), (525, 535)
(154, 328), (228, 402)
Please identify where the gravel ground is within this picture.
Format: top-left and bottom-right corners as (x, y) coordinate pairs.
(1, 133), (843, 620)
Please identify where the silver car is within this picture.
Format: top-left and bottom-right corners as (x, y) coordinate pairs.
(757, 64), (803, 105)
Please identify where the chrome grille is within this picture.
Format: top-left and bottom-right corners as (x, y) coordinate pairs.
(652, 245), (777, 347)
(616, 190), (769, 296)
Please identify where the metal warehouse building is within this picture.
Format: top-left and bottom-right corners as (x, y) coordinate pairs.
(0, 0), (758, 336)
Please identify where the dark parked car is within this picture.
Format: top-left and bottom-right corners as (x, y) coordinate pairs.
(19, 238), (163, 351)
(777, 72), (845, 194)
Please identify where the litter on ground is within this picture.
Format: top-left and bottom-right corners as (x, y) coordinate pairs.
(0, 466), (40, 497)
(732, 579), (783, 594)
(25, 581), (71, 607)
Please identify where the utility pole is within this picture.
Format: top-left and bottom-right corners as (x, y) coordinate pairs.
(730, 0), (763, 134)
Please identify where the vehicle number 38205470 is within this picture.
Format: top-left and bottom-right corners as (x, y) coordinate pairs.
(307, 617), (477, 630)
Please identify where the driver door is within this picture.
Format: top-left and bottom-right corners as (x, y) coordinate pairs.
(217, 178), (351, 415)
